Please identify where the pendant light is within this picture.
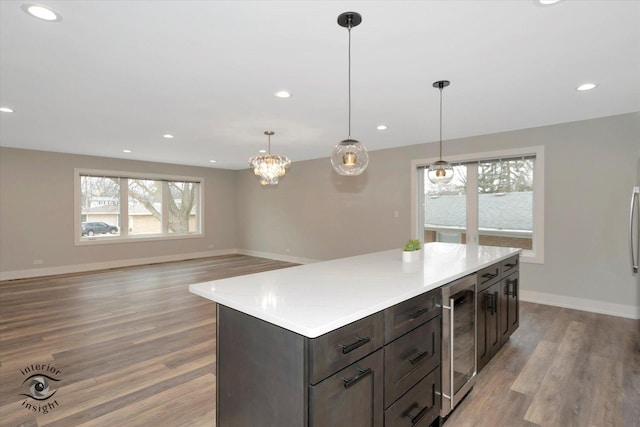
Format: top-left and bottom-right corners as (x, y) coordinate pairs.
(249, 131), (291, 186)
(331, 11), (369, 176)
(427, 80), (454, 185)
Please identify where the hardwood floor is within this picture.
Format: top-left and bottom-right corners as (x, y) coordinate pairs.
(445, 302), (640, 427)
(1, 255), (638, 426)
(0, 255), (297, 427)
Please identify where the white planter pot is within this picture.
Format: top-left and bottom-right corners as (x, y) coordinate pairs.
(402, 249), (422, 263)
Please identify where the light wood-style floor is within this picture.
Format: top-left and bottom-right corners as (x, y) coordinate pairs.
(1, 255), (638, 426)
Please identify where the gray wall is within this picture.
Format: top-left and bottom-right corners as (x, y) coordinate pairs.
(237, 113), (640, 309)
(1, 113), (638, 313)
(0, 148), (238, 274)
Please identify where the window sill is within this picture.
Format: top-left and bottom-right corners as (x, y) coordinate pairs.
(75, 232), (203, 246)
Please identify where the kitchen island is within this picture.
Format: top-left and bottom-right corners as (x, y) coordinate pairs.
(189, 242), (521, 426)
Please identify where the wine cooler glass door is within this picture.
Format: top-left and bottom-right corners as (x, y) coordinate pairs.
(451, 288), (476, 396)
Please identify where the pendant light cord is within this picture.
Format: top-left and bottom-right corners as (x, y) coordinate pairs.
(439, 85), (443, 161)
(267, 133), (271, 155)
(347, 20), (352, 139)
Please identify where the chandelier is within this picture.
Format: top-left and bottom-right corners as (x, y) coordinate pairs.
(249, 131), (291, 186)
(330, 11), (369, 176)
(427, 80), (454, 185)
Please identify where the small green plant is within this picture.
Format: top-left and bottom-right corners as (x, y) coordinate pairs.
(402, 239), (421, 252)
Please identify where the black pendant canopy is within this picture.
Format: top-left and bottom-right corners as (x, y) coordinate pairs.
(433, 80), (450, 90)
(337, 11), (362, 28)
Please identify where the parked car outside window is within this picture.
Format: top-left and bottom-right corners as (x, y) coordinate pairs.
(81, 222), (119, 236)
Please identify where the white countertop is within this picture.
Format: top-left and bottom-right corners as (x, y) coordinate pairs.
(189, 243), (521, 338)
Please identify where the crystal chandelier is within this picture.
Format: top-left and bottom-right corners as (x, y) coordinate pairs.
(331, 11), (369, 176)
(427, 80), (454, 185)
(249, 131), (291, 186)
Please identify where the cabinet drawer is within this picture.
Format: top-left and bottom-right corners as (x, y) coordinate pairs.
(309, 349), (384, 427)
(477, 262), (501, 292)
(384, 316), (440, 408)
(309, 312), (384, 384)
(501, 255), (519, 275)
(384, 288), (440, 343)
(384, 366), (441, 427)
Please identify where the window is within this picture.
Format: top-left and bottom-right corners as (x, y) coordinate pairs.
(75, 169), (203, 244)
(412, 147), (544, 263)
(424, 164), (467, 243)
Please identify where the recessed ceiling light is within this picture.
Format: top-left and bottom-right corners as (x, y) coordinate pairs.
(577, 83), (597, 91)
(377, 124), (387, 130)
(21, 4), (62, 21)
(536, 0), (562, 5)
(122, 149), (132, 153)
(162, 134), (174, 139)
(274, 90), (292, 98)
(209, 160), (217, 163)
(0, 107), (14, 113)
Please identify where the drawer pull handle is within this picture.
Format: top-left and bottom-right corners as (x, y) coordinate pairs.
(485, 292), (498, 315)
(504, 262), (517, 269)
(342, 367), (372, 389)
(340, 336), (371, 354)
(409, 405), (430, 425)
(506, 279), (518, 298)
(485, 292), (496, 315)
(409, 351), (428, 365)
(481, 272), (498, 280)
(492, 292), (498, 315)
(408, 307), (429, 319)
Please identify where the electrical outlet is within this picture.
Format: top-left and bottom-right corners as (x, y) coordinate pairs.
(208, 244), (215, 249)
(33, 259), (43, 265)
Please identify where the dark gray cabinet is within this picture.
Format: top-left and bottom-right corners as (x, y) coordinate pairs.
(477, 281), (500, 372)
(216, 257), (521, 426)
(499, 270), (519, 345)
(382, 289), (441, 427)
(476, 254), (520, 373)
(217, 288), (442, 427)
(384, 366), (441, 427)
(310, 349), (384, 427)
(383, 318), (440, 407)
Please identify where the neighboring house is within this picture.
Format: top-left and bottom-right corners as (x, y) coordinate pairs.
(424, 191), (533, 249)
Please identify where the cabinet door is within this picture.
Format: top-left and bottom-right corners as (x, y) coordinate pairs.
(477, 283), (500, 372)
(384, 316), (440, 407)
(309, 349), (384, 427)
(499, 271), (519, 345)
(477, 262), (501, 292)
(309, 312), (384, 385)
(384, 289), (440, 344)
(384, 366), (441, 427)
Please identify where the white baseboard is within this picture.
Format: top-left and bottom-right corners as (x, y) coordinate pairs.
(236, 249), (321, 265)
(0, 249), (239, 281)
(520, 289), (640, 320)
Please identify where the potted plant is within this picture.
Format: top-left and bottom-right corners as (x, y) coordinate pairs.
(402, 239), (422, 263)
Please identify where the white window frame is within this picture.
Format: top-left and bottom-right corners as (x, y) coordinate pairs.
(411, 146), (544, 264)
(74, 168), (204, 246)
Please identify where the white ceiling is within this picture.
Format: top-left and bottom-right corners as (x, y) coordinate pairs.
(1, 0), (639, 170)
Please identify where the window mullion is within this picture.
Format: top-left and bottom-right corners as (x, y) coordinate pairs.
(162, 182), (169, 234)
(416, 168), (426, 243)
(120, 178), (129, 237)
(466, 163), (479, 245)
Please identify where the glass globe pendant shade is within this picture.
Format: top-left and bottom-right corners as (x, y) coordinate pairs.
(427, 160), (454, 184)
(331, 138), (369, 176)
